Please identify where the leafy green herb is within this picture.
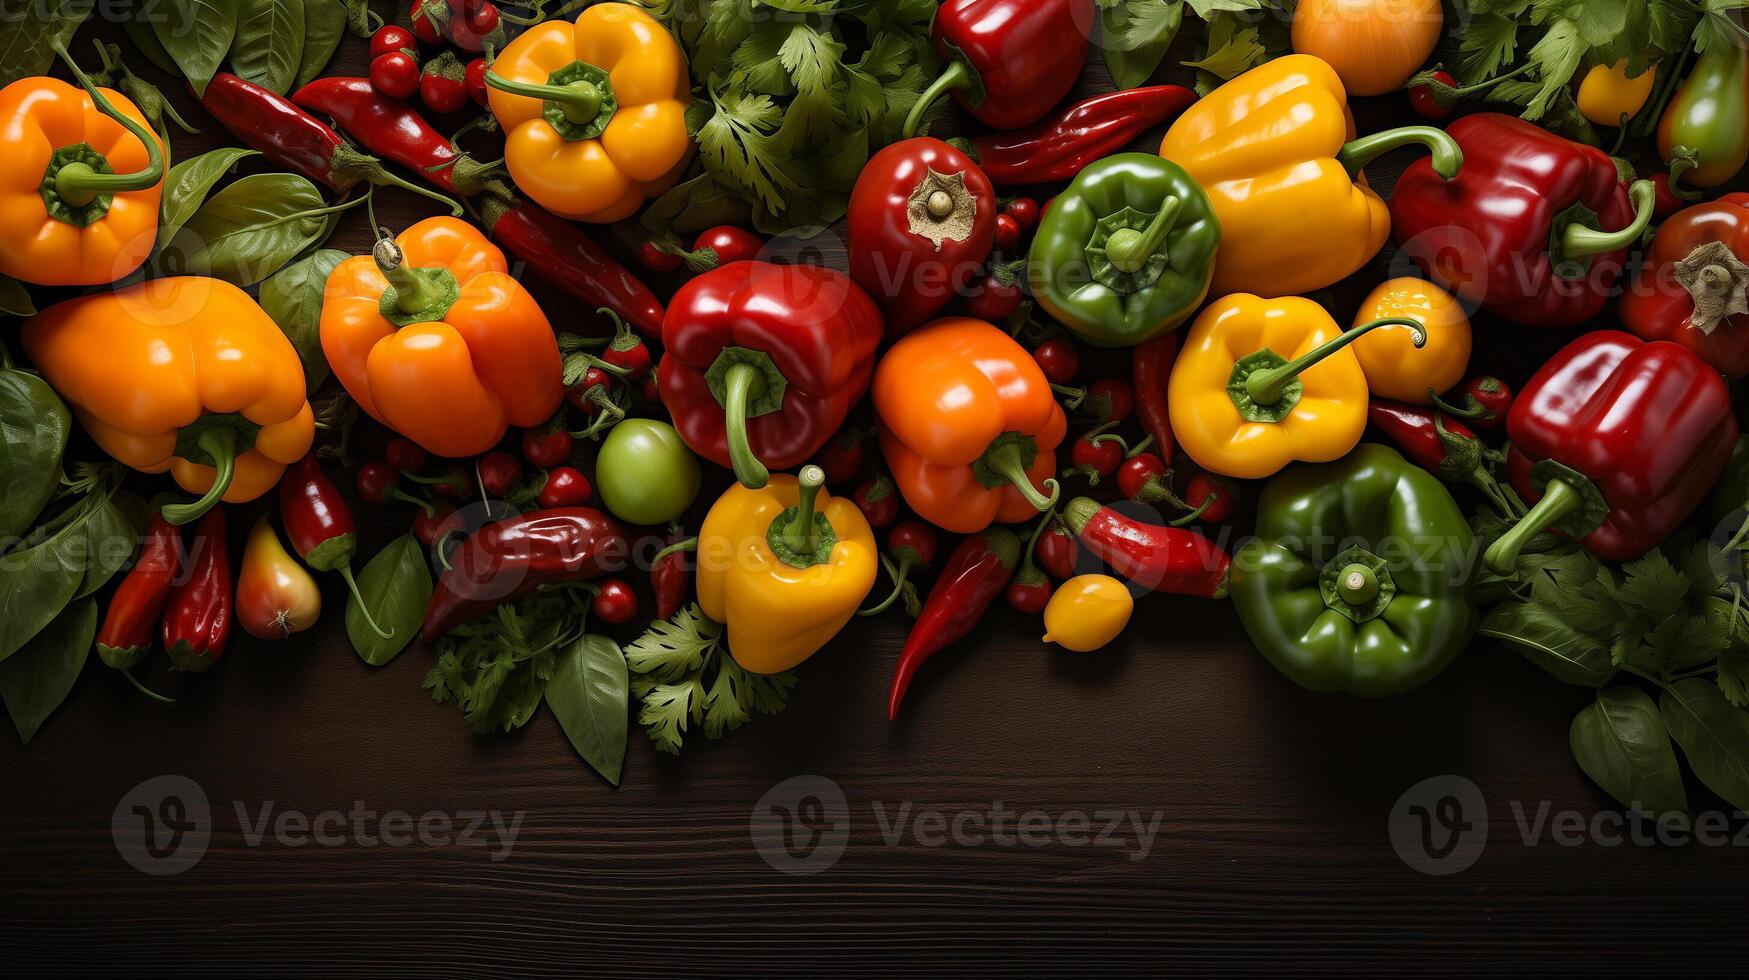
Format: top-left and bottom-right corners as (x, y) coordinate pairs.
(546, 634), (630, 785)
(346, 534), (431, 667)
(122, 0), (185, 77)
(625, 603), (794, 754)
(259, 248), (345, 392)
(1098, 0), (1186, 91)
(294, 0), (346, 89)
(1661, 677), (1749, 812)
(0, 465), (123, 664)
(158, 147), (259, 245)
(425, 589), (589, 735)
(159, 173), (352, 286)
(0, 276), (34, 318)
(0, 599), (96, 744)
(1569, 686), (1688, 822)
(231, 0), (305, 94)
(0, 0), (91, 88)
(0, 353), (71, 541)
(71, 491), (146, 600)
(155, 0), (241, 97)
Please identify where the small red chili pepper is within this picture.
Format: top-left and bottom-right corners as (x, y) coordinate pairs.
(1061, 497), (1231, 598)
(422, 508), (631, 639)
(853, 474), (901, 530)
(521, 427), (573, 470)
(1408, 70), (1456, 120)
(357, 460), (441, 511)
(590, 578), (639, 624)
(292, 76), (501, 195)
(1063, 427), (1126, 485)
(597, 310), (652, 381)
(650, 529), (696, 620)
(906, 0), (1092, 136)
(420, 51), (469, 114)
(412, 0), (506, 54)
(1003, 197), (1038, 230)
(1032, 338), (1079, 384)
(692, 226), (764, 267)
(889, 528), (1020, 719)
(1429, 376), (1513, 429)
(476, 193), (666, 338)
(370, 51), (420, 99)
(370, 25), (417, 59)
(385, 437), (428, 474)
(477, 451), (523, 498)
(965, 85), (1198, 185)
(538, 466), (593, 509)
(279, 455), (393, 638)
(1005, 510), (1056, 614)
(964, 262), (1023, 321)
(1034, 521), (1078, 580)
(162, 509), (232, 672)
(410, 0), (444, 43)
(994, 212), (1022, 251)
(860, 520), (939, 617)
(1073, 378), (1133, 424)
(817, 427), (869, 486)
(1115, 452), (1182, 507)
(1173, 473), (1237, 526)
(1131, 332), (1177, 465)
(413, 503), (458, 548)
(1367, 399), (1519, 514)
(464, 57), (489, 107)
(636, 240), (683, 273)
(1648, 173), (1685, 221)
(96, 513), (183, 670)
(567, 366), (621, 418)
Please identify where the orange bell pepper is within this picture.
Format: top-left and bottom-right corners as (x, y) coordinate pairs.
(319, 216), (564, 458)
(874, 318), (1066, 533)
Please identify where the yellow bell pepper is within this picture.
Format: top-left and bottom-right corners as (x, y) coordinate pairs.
(21, 277), (315, 523)
(1351, 277), (1471, 403)
(695, 466), (878, 675)
(1168, 293), (1426, 479)
(486, 3), (691, 223)
(1577, 60), (1656, 127)
(1159, 54), (1461, 299)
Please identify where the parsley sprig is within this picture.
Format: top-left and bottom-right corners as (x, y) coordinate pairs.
(424, 589), (589, 735)
(625, 603), (796, 754)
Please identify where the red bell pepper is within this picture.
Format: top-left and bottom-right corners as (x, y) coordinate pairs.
(1621, 193), (1749, 378)
(904, 0), (1094, 137)
(1483, 332), (1738, 573)
(658, 261), (884, 489)
(1390, 113), (1656, 327)
(848, 137), (996, 339)
(965, 85), (1197, 185)
(889, 528), (1020, 720)
(162, 509), (232, 673)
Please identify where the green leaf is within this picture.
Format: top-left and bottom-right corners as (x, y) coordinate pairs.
(1101, 0), (1185, 91)
(0, 599), (95, 744)
(231, 0), (305, 94)
(1518, 16), (1585, 120)
(155, 0), (240, 97)
(639, 173), (755, 238)
(1569, 686), (1688, 821)
(259, 248), (344, 393)
(159, 173), (334, 286)
(0, 275), (34, 318)
(158, 147), (259, 245)
(0, 0), (91, 88)
(1456, 11), (1521, 84)
(1661, 677), (1749, 811)
(0, 523), (86, 663)
(1479, 599), (1617, 687)
(1185, 13), (1264, 83)
(345, 534), (431, 667)
(123, 0), (183, 76)
(293, 0), (345, 89)
(71, 491), (145, 600)
(0, 360), (71, 541)
(625, 604), (722, 684)
(1612, 549), (1690, 624)
(546, 634), (630, 785)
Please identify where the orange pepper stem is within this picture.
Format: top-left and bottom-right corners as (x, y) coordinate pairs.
(46, 40), (164, 207)
(719, 361), (771, 490)
(1104, 196), (1181, 273)
(1483, 478), (1584, 575)
(1245, 317), (1427, 406)
(1338, 125), (1462, 181)
(1562, 179), (1657, 258)
(161, 428), (237, 526)
(373, 237), (459, 324)
(979, 438), (1061, 513)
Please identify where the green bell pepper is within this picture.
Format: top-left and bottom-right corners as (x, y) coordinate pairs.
(1026, 152), (1219, 347)
(1231, 443), (1478, 697)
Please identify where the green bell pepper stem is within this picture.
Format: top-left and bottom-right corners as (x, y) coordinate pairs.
(1483, 477), (1584, 574)
(903, 59), (973, 139)
(161, 428), (237, 526)
(781, 465), (826, 557)
(485, 70), (603, 124)
(50, 40), (164, 206)
(1562, 179), (1657, 258)
(1104, 197), (1182, 273)
(718, 361), (771, 489)
(1338, 125), (1462, 180)
(1245, 317), (1427, 406)
(1335, 563), (1379, 606)
(981, 440), (1061, 513)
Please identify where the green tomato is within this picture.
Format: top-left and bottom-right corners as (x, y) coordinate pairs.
(595, 419), (701, 526)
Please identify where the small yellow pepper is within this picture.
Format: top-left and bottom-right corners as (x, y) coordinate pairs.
(1168, 293), (1426, 479)
(1577, 61), (1656, 127)
(695, 466), (878, 674)
(486, 3), (691, 222)
(1351, 277), (1470, 403)
(1042, 574), (1133, 653)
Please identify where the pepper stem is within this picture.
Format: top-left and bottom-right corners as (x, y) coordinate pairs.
(781, 466), (826, 557)
(719, 361), (771, 489)
(981, 441), (1061, 513)
(903, 59), (973, 139)
(485, 70), (603, 124)
(1104, 197), (1182, 273)
(1427, 387), (1489, 420)
(49, 40), (164, 206)
(1562, 179), (1657, 258)
(858, 553), (915, 616)
(1246, 317), (1427, 406)
(161, 428), (237, 526)
(373, 238), (444, 317)
(119, 667), (175, 704)
(1338, 125), (1463, 180)
(1483, 478), (1583, 574)
(1336, 563), (1379, 606)
(340, 564), (394, 639)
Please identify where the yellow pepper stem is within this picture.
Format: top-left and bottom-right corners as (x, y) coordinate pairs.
(1483, 478), (1583, 575)
(1338, 125), (1462, 181)
(486, 69), (603, 124)
(1104, 197), (1181, 273)
(781, 465), (826, 558)
(161, 428), (237, 526)
(49, 40), (164, 207)
(719, 361), (771, 490)
(1245, 317), (1427, 406)
(1562, 179), (1657, 259)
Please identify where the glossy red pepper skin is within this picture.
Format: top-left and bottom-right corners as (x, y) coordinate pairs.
(1621, 193), (1749, 378)
(1368, 401), (1480, 474)
(1061, 498), (1230, 598)
(200, 74), (352, 191)
(650, 530), (694, 621)
(1391, 113), (1639, 327)
(162, 509), (232, 672)
(1505, 331), (1737, 561)
(96, 514), (183, 669)
(293, 77), (495, 195)
(925, 0), (1093, 131)
(477, 194), (666, 339)
(659, 261), (884, 476)
(421, 507), (631, 640)
(889, 528), (1019, 720)
(848, 138), (996, 339)
(1131, 332), (1178, 467)
(967, 85), (1197, 185)
(278, 455), (357, 572)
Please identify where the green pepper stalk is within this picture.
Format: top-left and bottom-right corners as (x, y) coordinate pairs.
(485, 60), (617, 141)
(1243, 318), (1428, 410)
(160, 427), (238, 526)
(975, 433), (1061, 513)
(1103, 197), (1181, 273)
(719, 361), (771, 490)
(1482, 462), (1608, 575)
(768, 465), (835, 569)
(45, 38), (164, 217)
(1561, 179), (1657, 258)
(374, 237), (460, 326)
(1337, 125), (1463, 181)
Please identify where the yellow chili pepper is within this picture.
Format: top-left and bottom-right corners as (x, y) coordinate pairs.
(1351, 277), (1470, 403)
(1159, 54), (1461, 299)
(695, 466), (878, 675)
(1168, 293), (1427, 479)
(1577, 60), (1656, 127)
(486, 3), (691, 222)
(1042, 574), (1133, 653)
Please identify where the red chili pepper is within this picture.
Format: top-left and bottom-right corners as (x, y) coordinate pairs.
(964, 85), (1197, 185)
(420, 51), (469, 114)
(421, 507), (631, 639)
(889, 527), (1019, 719)
(199, 72), (460, 212)
(1174, 473), (1237, 526)
(693, 226), (764, 267)
(848, 137), (996, 338)
(384, 437), (428, 474)
(1115, 452), (1180, 506)
(292, 76), (500, 195)
(1032, 338), (1079, 384)
(650, 530), (696, 620)
(413, 503), (458, 548)
(412, 0), (506, 54)
(591, 577), (638, 624)
(598, 311), (652, 381)
(906, 0), (1093, 136)
(1060, 497), (1231, 598)
(162, 509), (232, 672)
(817, 427), (869, 486)
(1428, 376), (1513, 428)
(1003, 197), (1038, 230)
(476, 192), (666, 339)
(521, 427), (574, 470)
(538, 466), (593, 509)
(860, 519), (939, 617)
(636, 240), (683, 273)
(279, 454), (393, 638)
(1131, 332), (1177, 465)
(1367, 399), (1516, 513)
(96, 513), (183, 670)
(853, 474), (900, 530)
(1408, 70), (1456, 120)
(994, 213), (1022, 251)
(356, 460), (438, 513)
(1033, 521), (1077, 580)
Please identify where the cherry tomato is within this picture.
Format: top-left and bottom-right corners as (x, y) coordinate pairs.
(1006, 575), (1052, 614)
(410, 0), (443, 43)
(1182, 473), (1237, 524)
(817, 428), (867, 486)
(370, 25), (418, 59)
(423, 463), (470, 500)
(567, 366), (618, 415)
(591, 578), (639, 624)
(1116, 453), (1171, 503)
(853, 476), (899, 530)
(538, 466), (593, 508)
(464, 0), (499, 34)
(412, 503), (459, 548)
(477, 450), (523, 498)
(370, 51), (420, 100)
(636, 240), (683, 272)
(888, 519), (938, 566)
(385, 437), (428, 474)
(1408, 70), (1455, 120)
(1086, 378), (1133, 423)
(464, 57), (489, 107)
(1068, 431), (1123, 484)
(521, 428), (573, 470)
(994, 213), (1022, 251)
(965, 270), (1022, 321)
(694, 226), (763, 266)
(421, 55), (468, 114)
(1003, 197), (1038, 230)
(1032, 338), (1079, 384)
(601, 336), (653, 382)
(355, 461), (402, 505)
(1034, 523), (1077, 580)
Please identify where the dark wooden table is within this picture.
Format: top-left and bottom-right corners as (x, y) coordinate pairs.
(4, 11), (1748, 976)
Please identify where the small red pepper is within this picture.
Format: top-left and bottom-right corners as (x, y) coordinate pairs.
(964, 85), (1198, 185)
(692, 226), (764, 267)
(1367, 399), (1517, 514)
(357, 460), (438, 513)
(413, 503), (460, 549)
(279, 455), (393, 639)
(1033, 520), (1078, 580)
(853, 474), (900, 530)
(650, 530), (696, 621)
(1428, 376), (1513, 429)
(597, 311), (653, 382)
(1031, 338), (1079, 385)
(1063, 427), (1124, 485)
(412, 0), (506, 54)
(521, 427), (574, 470)
(1131, 332), (1177, 466)
(162, 509), (232, 672)
(292, 76), (501, 195)
(1115, 452), (1180, 507)
(859, 520), (938, 617)
(421, 507), (631, 639)
(889, 527), (1020, 719)
(817, 427), (870, 487)
(1173, 473), (1237, 526)
(905, 0), (1094, 136)
(476, 192), (666, 339)
(538, 466), (592, 509)
(419, 51), (469, 114)
(590, 577), (638, 624)
(1060, 497), (1231, 598)
(370, 51), (420, 100)
(96, 513), (182, 670)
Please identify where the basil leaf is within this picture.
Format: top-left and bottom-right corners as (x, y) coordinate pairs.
(260, 248), (344, 392)
(232, 0), (305, 94)
(0, 359), (71, 540)
(1478, 600), (1618, 688)
(0, 274), (35, 317)
(160, 173), (332, 286)
(641, 173), (755, 237)
(547, 634), (629, 785)
(123, 0), (183, 76)
(0, 599), (95, 744)
(71, 491), (146, 600)
(0, 0), (91, 88)
(159, 147), (258, 244)
(1100, 0), (1185, 91)
(0, 528), (84, 663)
(1570, 686), (1688, 822)
(1661, 678), (1749, 812)
(295, 0), (346, 89)
(346, 534), (432, 667)
(154, 0), (240, 97)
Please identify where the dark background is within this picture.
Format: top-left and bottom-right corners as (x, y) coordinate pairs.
(4, 5), (1747, 975)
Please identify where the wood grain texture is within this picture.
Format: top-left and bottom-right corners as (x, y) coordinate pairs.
(4, 12), (1748, 977)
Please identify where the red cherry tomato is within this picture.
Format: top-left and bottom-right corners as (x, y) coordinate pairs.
(421, 58), (469, 114)
(1034, 524), (1077, 580)
(853, 477), (900, 530)
(1003, 197), (1038, 230)
(693, 226), (763, 266)
(520, 428), (573, 470)
(1068, 431), (1123, 484)
(410, 0), (444, 43)
(1087, 378), (1133, 423)
(370, 51), (420, 100)
(477, 451), (523, 498)
(538, 466), (594, 508)
(994, 213), (1022, 251)
(567, 366), (618, 415)
(1006, 576), (1052, 613)
(591, 578), (639, 623)
(385, 437), (428, 474)
(370, 25), (418, 59)
(1408, 70), (1455, 120)
(965, 270), (1022, 321)
(887, 519), (938, 566)
(1032, 338), (1079, 384)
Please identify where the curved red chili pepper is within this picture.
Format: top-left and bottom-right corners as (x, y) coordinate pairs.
(1060, 497), (1229, 599)
(889, 528), (1019, 720)
(421, 507), (631, 640)
(1131, 332), (1178, 467)
(476, 193), (666, 339)
(967, 85), (1199, 185)
(162, 509), (232, 672)
(292, 77), (499, 195)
